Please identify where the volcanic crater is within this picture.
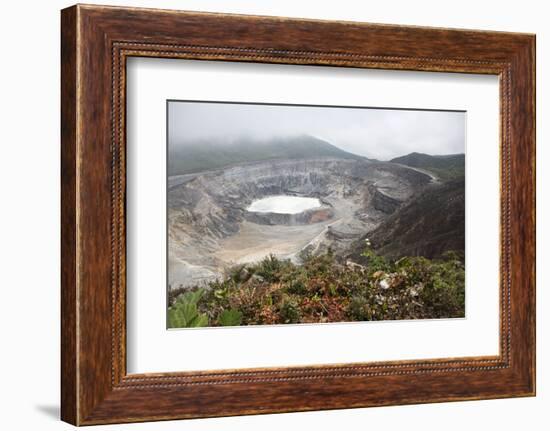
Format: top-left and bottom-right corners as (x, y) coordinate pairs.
(168, 156), (432, 289)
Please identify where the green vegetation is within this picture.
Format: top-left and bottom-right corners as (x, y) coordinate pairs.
(390, 152), (465, 181)
(167, 289), (209, 328)
(218, 309), (243, 326)
(168, 245), (465, 328)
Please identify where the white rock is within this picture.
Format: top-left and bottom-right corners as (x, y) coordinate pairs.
(379, 279), (390, 290)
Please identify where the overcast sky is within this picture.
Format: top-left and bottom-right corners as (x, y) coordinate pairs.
(168, 101), (465, 160)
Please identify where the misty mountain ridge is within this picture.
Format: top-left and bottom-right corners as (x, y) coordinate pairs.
(168, 134), (365, 176)
(390, 152), (465, 181)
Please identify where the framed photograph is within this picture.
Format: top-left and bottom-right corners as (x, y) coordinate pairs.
(164, 100), (467, 329)
(61, 4), (535, 425)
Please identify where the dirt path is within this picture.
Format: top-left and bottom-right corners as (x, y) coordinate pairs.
(391, 163), (440, 184)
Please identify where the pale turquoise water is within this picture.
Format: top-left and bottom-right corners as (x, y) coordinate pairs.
(247, 196), (321, 214)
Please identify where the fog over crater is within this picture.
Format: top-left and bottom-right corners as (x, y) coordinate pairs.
(169, 101), (465, 161)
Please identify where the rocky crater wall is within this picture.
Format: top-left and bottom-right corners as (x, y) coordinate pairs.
(370, 185), (403, 214)
(168, 157), (432, 289)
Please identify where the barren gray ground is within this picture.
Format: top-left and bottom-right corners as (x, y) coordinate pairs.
(214, 195), (369, 264)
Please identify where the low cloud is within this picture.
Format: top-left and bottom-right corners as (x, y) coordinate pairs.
(169, 101), (465, 160)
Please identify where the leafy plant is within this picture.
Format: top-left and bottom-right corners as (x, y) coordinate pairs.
(168, 288), (209, 328)
(181, 289), (205, 306)
(279, 299), (301, 324)
(347, 296), (373, 321)
(218, 309), (243, 326)
(255, 254), (284, 282)
(361, 240), (391, 274)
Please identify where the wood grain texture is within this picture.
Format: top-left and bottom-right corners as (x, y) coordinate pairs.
(60, 4), (535, 425)
(60, 5), (78, 425)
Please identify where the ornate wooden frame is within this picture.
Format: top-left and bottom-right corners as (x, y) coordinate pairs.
(61, 4), (536, 425)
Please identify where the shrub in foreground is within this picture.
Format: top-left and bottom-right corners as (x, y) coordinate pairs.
(168, 247), (465, 328)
